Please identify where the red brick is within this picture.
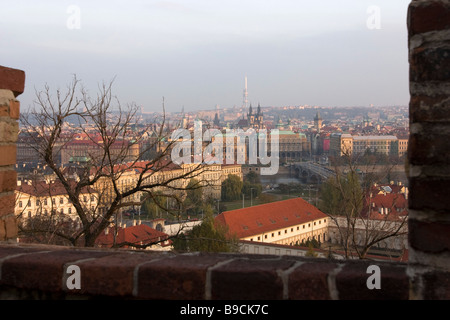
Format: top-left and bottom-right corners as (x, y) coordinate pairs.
(210, 257), (294, 300)
(409, 178), (450, 212)
(0, 66), (25, 97)
(0, 219), (5, 240)
(0, 170), (17, 193)
(409, 1), (450, 36)
(0, 193), (15, 217)
(409, 131), (450, 166)
(421, 271), (450, 300)
(288, 261), (337, 300)
(76, 251), (162, 297)
(0, 244), (50, 259)
(336, 261), (409, 300)
(0, 144), (16, 166)
(410, 95), (450, 123)
(410, 46), (450, 83)
(4, 215), (17, 239)
(0, 106), (9, 118)
(138, 253), (229, 300)
(9, 100), (19, 120)
(409, 219), (450, 254)
(1, 249), (112, 294)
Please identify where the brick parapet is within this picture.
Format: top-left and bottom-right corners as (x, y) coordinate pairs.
(0, 243), (412, 300)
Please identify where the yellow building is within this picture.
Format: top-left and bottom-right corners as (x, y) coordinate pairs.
(330, 133), (401, 157)
(92, 160), (241, 214)
(15, 180), (98, 220)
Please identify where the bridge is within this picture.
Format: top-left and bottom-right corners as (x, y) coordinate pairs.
(291, 161), (336, 184)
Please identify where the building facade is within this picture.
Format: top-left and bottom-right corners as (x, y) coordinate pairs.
(330, 133), (402, 157)
(15, 180), (98, 220)
(215, 197), (329, 246)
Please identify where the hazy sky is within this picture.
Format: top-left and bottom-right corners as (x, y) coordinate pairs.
(1, 0), (411, 112)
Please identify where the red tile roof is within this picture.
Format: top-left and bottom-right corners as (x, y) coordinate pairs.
(17, 180), (94, 197)
(215, 198), (327, 239)
(95, 224), (171, 248)
(363, 192), (408, 221)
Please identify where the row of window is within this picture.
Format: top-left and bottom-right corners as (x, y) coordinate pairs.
(18, 195), (95, 208)
(249, 219), (327, 242)
(25, 205), (98, 218)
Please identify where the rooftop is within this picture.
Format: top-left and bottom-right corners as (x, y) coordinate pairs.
(215, 198), (327, 239)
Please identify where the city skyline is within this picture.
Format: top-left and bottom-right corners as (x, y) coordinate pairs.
(2, 0), (411, 112)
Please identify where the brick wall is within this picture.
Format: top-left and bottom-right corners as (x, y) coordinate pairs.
(407, 0), (450, 299)
(0, 243), (410, 300)
(0, 0), (450, 301)
(0, 66), (24, 242)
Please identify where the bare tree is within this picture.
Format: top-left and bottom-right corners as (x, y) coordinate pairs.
(320, 149), (408, 259)
(19, 76), (217, 247)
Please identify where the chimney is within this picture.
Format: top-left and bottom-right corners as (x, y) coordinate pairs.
(133, 220), (136, 226)
(105, 228), (109, 235)
(17, 180), (21, 186)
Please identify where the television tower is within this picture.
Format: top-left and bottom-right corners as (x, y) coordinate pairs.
(243, 75), (248, 109)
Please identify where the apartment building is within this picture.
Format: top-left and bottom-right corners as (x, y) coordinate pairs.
(329, 133), (403, 157)
(15, 180), (98, 219)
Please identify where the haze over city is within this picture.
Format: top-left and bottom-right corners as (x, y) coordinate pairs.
(1, 0), (410, 112)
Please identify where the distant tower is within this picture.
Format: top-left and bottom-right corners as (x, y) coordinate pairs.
(247, 103), (254, 126)
(256, 103), (264, 129)
(243, 75), (248, 109)
(314, 111), (323, 132)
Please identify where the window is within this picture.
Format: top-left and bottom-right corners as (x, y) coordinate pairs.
(83, 196), (87, 202)
(36, 200), (40, 206)
(264, 235), (267, 239)
(68, 208), (72, 214)
(19, 201), (22, 208)
(271, 233), (274, 237)
(27, 200), (31, 207)
(60, 208), (64, 214)
(60, 198), (64, 204)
